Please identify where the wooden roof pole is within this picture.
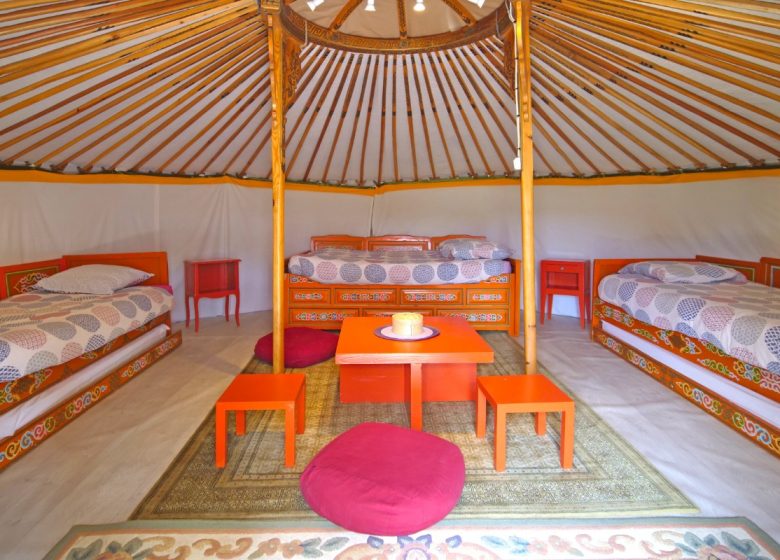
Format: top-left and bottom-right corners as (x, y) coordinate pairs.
(515, 0), (537, 374)
(265, 3), (286, 373)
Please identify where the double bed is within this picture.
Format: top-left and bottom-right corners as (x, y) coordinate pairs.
(285, 234), (521, 336)
(591, 255), (779, 458)
(0, 252), (182, 471)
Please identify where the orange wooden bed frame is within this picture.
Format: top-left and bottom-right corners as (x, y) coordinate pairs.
(591, 255), (779, 458)
(284, 234), (521, 336)
(0, 252), (182, 471)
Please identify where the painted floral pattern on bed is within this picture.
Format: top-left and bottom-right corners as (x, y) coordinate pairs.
(0, 287), (173, 382)
(288, 249), (512, 285)
(598, 274), (780, 374)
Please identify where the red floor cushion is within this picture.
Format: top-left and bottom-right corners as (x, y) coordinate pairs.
(254, 327), (338, 368)
(300, 422), (465, 536)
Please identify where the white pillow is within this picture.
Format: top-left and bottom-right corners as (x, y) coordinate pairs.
(34, 264), (153, 295)
(618, 261), (747, 284)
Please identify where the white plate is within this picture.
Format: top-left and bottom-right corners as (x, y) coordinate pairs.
(374, 325), (440, 341)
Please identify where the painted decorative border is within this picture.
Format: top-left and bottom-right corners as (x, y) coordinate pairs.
(593, 300), (780, 402)
(0, 314), (171, 415)
(0, 331), (182, 471)
(593, 326), (780, 458)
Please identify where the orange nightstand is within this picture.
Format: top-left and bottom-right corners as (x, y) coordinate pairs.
(540, 259), (590, 329)
(476, 374), (575, 471)
(215, 374), (306, 468)
(185, 259), (240, 333)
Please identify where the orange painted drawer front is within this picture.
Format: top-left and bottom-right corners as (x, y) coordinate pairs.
(437, 308), (509, 325)
(335, 288), (397, 304)
(290, 288), (331, 304)
(401, 288), (462, 304)
(362, 308), (434, 317)
(289, 308), (359, 323)
(467, 288), (508, 304)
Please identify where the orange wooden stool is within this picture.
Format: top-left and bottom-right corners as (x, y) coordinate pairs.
(476, 374), (574, 471)
(215, 373), (305, 468)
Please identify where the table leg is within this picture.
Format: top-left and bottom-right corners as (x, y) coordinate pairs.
(235, 410), (246, 435)
(215, 406), (227, 468)
(296, 381), (306, 434)
(561, 404), (575, 469)
(409, 363), (423, 431)
(494, 406), (507, 472)
(284, 404), (295, 467)
(476, 385), (486, 438)
(535, 411), (547, 435)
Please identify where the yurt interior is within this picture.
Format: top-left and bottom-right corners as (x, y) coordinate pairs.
(1, 0), (779, 558)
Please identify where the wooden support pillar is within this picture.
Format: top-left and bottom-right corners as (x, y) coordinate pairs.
(515, 0), (537, 374)
(266, 6), (286, 373)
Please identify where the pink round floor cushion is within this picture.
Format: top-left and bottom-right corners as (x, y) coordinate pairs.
(300, 422), (465, 536)
(254, 327), (338, 368)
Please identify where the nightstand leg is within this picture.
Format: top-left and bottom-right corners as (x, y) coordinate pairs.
(539, 289), (546, 324)
(225, 296), (230, 322)
(579, 295), (586, 329)
(235, 291), (240, 327)
(185, 296), (190, 328)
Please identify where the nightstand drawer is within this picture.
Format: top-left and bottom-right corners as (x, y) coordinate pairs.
(289, 288), (331, 304)
(335, 288), (397, 304)
(542, 261), (584, 274)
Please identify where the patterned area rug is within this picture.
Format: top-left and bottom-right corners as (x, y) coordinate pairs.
(47, 517), (778, 560)
(133, 333), (695, 520)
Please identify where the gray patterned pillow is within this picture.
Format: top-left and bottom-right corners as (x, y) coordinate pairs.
(619, 261), (746, 284)
(34, 264), (153, 295)
(438, 239), (512, 260)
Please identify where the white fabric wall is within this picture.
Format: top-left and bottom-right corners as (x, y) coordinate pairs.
(0, 182), (372, 322)
(1, 176), (777, 321)
(373, 176), (780, 316)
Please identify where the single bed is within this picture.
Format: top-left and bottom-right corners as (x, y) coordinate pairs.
(0, 252), (182, 471)
(285, 234), (521, 336)
(591, 255), (779, 458)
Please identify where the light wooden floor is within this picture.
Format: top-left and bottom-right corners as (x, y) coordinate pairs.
(1, 311), (778, 559)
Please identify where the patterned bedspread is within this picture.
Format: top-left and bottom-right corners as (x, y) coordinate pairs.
(0, 287), (173, 381)
(287, 249), (512, 285)
(598, 273), (780, 373)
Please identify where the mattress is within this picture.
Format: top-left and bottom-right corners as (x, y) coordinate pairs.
(0, 286), (173, 382)
(598, 273), (780, 374)
(288, 249), (512, 285)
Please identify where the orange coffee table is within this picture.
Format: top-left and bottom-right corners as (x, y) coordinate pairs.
(476, 374), (575, 471)
(215, 373), (305, 468)
(335, 316), (494, 431)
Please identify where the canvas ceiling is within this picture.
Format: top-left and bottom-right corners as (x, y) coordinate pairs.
(0, 0), (777, 187)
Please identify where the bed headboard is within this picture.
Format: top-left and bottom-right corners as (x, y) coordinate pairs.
(310, 234), (485, 252)
(0, 252), (169, 299)
(0, 258), (66, 299)
(760, 257), (780, 288)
